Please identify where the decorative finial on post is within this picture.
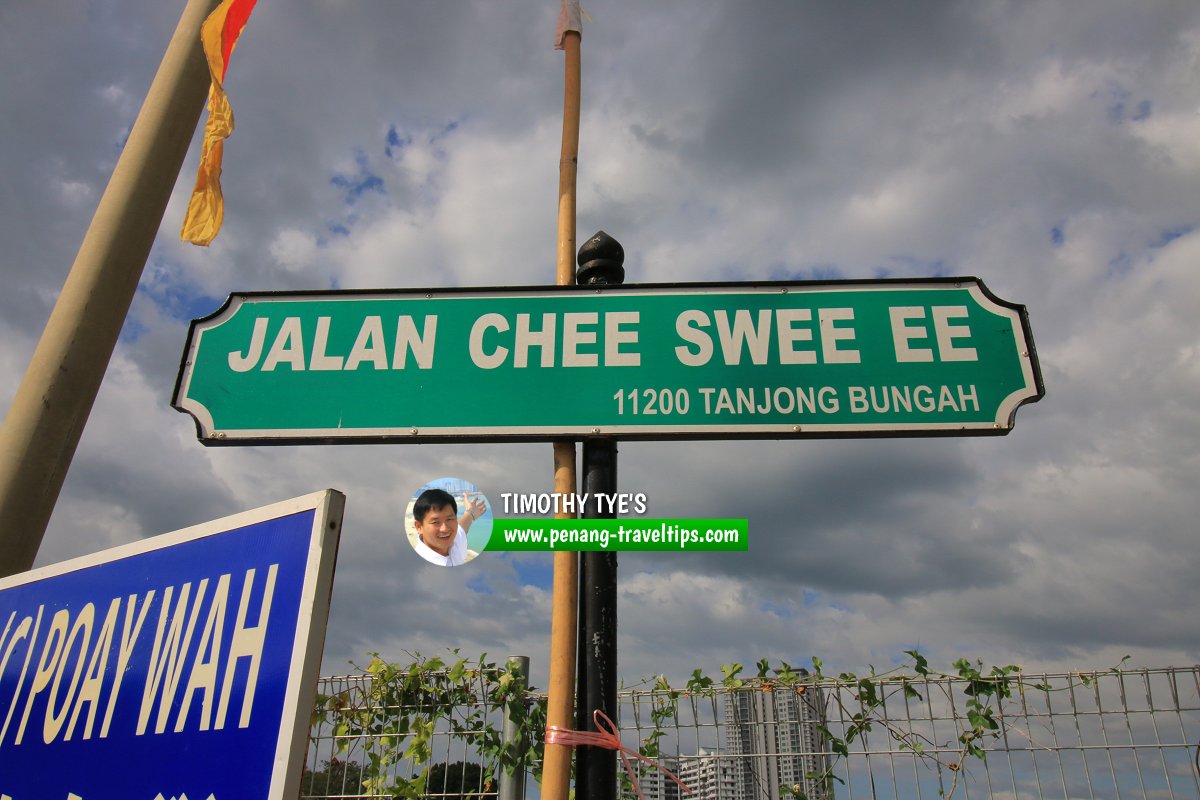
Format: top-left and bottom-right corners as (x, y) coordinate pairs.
(577, 231), (625, 285)
(575, 228), (624, 800)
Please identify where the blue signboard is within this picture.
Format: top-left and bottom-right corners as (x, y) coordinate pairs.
(0, 490), (344, 800)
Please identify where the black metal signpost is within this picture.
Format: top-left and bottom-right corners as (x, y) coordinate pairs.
(172, 231), (1045, 800)
(574, 232), (625, 800)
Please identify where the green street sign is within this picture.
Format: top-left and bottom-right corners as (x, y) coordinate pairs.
(172, 278), (1043, 444)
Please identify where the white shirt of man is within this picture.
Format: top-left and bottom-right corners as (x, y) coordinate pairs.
(414, 528), (469, 566)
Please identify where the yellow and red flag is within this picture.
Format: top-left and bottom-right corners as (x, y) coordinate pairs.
(180, 0), (258, 246)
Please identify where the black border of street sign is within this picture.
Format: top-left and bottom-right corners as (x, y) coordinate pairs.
(172, 277), (1044, 445)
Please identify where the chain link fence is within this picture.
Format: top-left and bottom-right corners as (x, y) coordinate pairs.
(303, 663), (1200, 800)
(619, 665), (1200, 800)
(301, 658), (532, 800)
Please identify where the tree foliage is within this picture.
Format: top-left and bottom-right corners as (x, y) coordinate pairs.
(427, 761), (494, 800)
(301, 758), (366, 797)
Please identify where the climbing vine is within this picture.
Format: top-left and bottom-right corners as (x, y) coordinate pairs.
(310, 652), (545, 799)
(309, 650), (1076, 800)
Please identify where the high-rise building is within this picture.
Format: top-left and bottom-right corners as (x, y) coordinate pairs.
(635, 755), (682, 800)
(676, 748), (741, 800)
(722, 685), (832, 800)
(630, 682), (832, 800)
(635, 748), (740, 800)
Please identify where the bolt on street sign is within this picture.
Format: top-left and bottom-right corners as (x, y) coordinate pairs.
(172, 278), (1043, 444)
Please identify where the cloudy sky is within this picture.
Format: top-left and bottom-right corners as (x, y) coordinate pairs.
(3, 0), (1199, 688)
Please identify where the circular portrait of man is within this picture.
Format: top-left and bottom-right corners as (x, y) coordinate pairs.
(404, 477), (492, 566)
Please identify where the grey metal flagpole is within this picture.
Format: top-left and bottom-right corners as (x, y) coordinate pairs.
(0, 0), (221, 577)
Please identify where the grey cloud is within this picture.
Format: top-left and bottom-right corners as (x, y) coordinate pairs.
(3, 0), (1200, 683)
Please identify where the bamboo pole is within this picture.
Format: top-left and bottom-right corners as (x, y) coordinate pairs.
(555, 33), (582, 286)
(542, 26), (582, 800)
(0, 0), (221, 578)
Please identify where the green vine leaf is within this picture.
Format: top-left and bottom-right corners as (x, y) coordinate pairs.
(319, 649), (1058, 800)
